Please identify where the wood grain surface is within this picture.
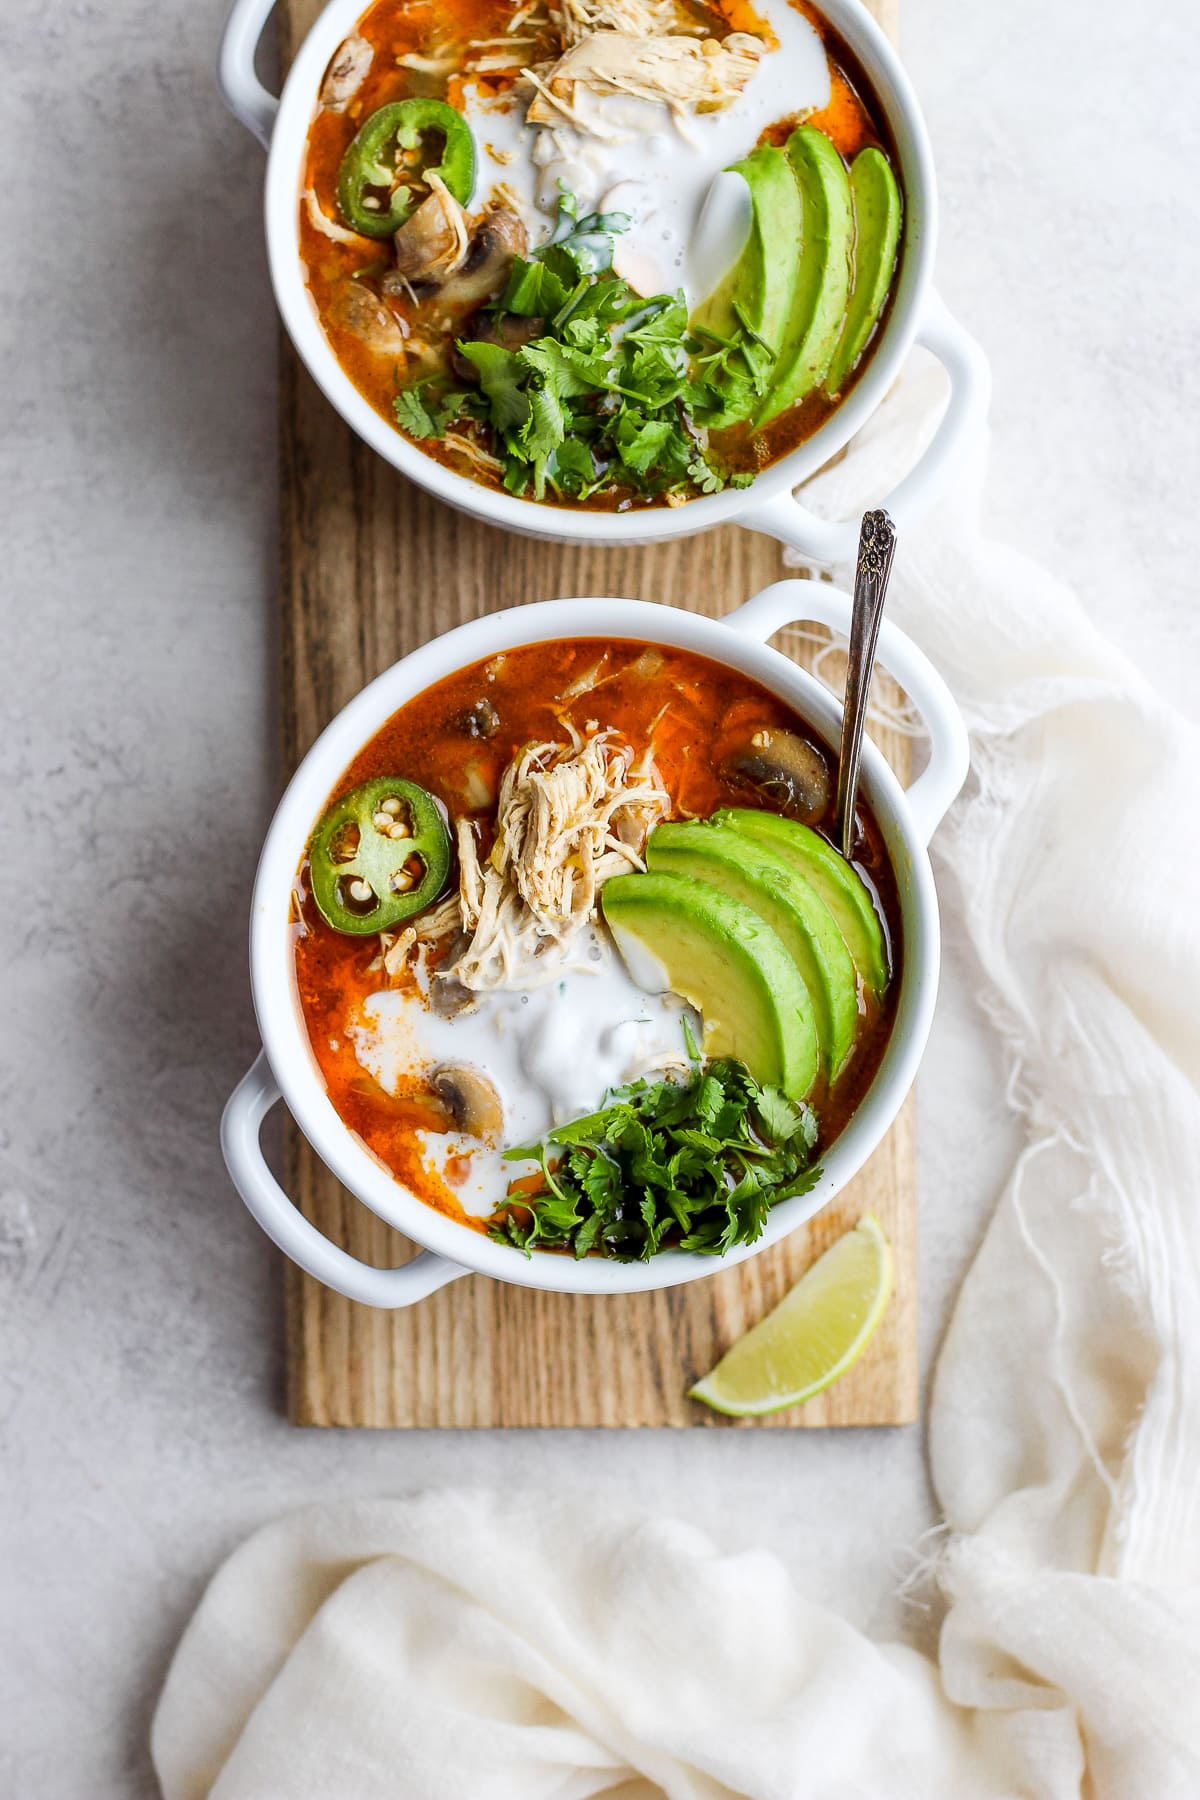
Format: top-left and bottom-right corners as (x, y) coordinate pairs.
(278, 0), (915, 1428)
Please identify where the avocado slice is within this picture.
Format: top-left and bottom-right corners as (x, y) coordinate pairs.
(754, 125), (854, 427)
(714, 809), (889, 997)
(601, 870), (819, 1099)
(826, 148), (903, 397)
(690, 145), (804, 425)
(647, 822), (860, 1078)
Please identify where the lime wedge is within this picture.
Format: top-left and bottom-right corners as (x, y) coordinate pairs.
(690, 1215), (892, 1416)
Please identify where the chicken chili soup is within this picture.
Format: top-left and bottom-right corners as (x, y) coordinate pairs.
(301, 0), (903, 510)
(292, 640), (901, 1260)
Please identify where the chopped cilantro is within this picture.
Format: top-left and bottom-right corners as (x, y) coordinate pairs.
(393, 386), (439, 439)
(391, 191), (759, 502)
(392, 382), (477, 439)
(489, 1053), (822, 1261)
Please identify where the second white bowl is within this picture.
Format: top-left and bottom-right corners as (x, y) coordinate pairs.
(222, 578), (968, 1307)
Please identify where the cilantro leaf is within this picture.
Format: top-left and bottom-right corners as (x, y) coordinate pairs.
(616, 416), (677, 475)
(488, 1050), (822, 1262)
(542, 187), (631, 276)
(523, 384), (567, 457)
(456, 342), (530, 435)
(498, 255), (570, 319)
(519, 338), (608, 399)
(393, 387), (438, 439)
(549, 437), (601, 498)
(686, 456), (726, 495)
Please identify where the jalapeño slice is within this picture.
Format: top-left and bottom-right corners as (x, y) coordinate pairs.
(309, 777), (451, 935)
(336, 99), (476, 239)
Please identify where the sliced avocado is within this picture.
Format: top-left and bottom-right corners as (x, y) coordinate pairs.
(754, 126), (854, 427)
(714, 809), (889, 997)
(647, 822), (860, 1078)
(826, 148), (903, 397)
(690, 145), (804, 425)
(601, 870), (819, 1099)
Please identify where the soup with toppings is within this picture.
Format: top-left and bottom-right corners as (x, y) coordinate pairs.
(293, 638), (902, 1260)
(300, 0), (903, 510)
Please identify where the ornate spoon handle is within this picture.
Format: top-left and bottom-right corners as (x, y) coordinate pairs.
(835, 509), (898, 859)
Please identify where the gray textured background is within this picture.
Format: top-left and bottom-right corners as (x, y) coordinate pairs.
(2, 0), (1197, 1792)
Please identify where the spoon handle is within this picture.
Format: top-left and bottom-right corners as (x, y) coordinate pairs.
(836, 509), (898, 860)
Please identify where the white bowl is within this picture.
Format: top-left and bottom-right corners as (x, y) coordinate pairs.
(222, 578), (969, 1306)
(218, 0), (990, 562)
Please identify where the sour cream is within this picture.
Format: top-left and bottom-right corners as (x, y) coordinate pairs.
(350, 928), (696, 1217)
(464, 0), (832, 307)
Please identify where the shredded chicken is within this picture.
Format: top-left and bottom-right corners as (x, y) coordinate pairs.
(489, 179), (527, 215)
(527, 29), (763, 129)
(422, 732), (669, 993)
(442, 429), (505, 474)
(303, 187), (376, 249)
(374, 894), (459, 982)
(520, 64), (625, 139)
(559, 652), (610, 699)
(509, 0), (550, 30)
(377, 926), (418, 980)
(395, 50), (458, 73)
(321, 35), (373, 109)
(392, 172), (471, 283)
(552, 0), (684, 47)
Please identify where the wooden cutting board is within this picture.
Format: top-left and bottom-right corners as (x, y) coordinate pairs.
(278, 0), (913, 1427)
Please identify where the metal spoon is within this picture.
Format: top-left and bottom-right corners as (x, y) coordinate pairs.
(834, 509), (898, 860)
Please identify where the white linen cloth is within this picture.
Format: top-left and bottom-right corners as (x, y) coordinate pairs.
(153, 368), (1200, 1797)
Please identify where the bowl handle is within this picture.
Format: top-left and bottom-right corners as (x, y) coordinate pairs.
(218, 0), (280, 147)
(735, 290), (991, 567)
(724, 576), (970, 845)
(221, 1052), (469, 1307)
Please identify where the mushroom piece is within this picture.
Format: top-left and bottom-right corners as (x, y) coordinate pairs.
(429, 975), (475, 1019)
(726, 727), (833, 822)
(321, 34), (373, 110)
(430, 1064), (504, 1136)
(431, 933), (480, 1019)
(392, 176), (471, 284)
(330, 281), (410, 357)
(458, 697), (501, 738)
(433, 210), (529, 311)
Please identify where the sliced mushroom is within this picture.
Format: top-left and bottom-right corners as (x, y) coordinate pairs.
(458, 697), (501, 738)
(392, 177), (471, 284)
(429, 974), (475, 1019)
(451, 309), (544, 380)
(435, 209), (528, 311)
(321, 35), (372, 110)
(430, 1064), (503, 1136)
(726, 727), (833, 822)
(433, 933), (478, 1017)
(330, 281), (410, 357)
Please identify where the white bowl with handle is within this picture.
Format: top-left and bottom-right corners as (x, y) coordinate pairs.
(221, 578), (969, 1306)
(218, 0), (990, 561)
